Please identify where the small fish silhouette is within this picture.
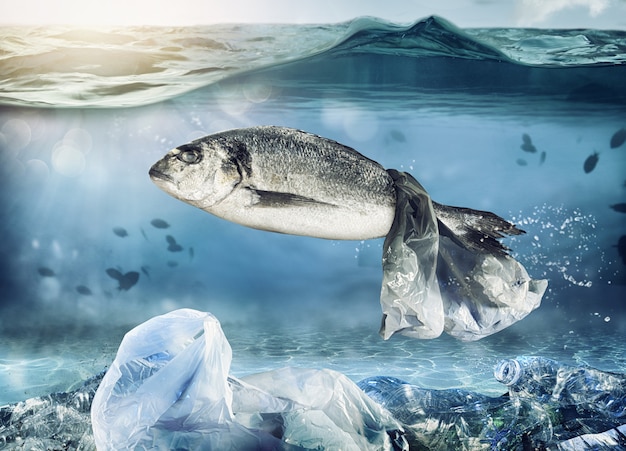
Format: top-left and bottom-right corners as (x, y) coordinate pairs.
(583, 151), (599, 173)
(37, 267), (55, 277)
(105, 268), (139, 291)
(166, 235), (183, 252)
(151, 218), (170, 229)
(76, 285), (93, 295)
(113, 227), (128, 238)
(610, 127), (626, 149)
(520, 133), (537, 153)
(389, 130), (406, 143)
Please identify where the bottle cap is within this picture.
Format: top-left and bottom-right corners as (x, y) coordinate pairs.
(494, 359), (523, 386)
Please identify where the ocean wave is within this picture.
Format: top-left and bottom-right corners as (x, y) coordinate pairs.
(0, 16), (625, 108)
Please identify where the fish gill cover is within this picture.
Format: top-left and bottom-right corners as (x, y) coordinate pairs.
(0, 16), (626, 108)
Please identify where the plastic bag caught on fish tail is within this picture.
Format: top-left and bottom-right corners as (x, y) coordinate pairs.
(380, 170), (547, 341)
(379, 169), (444, 340)
(437, 235), (547, 341)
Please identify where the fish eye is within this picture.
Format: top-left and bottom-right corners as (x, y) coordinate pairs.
(177, 149), (202, 164)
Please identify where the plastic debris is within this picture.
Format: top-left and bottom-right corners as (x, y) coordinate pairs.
(91, 309), (407, 451)
(380, 170), (547, 341)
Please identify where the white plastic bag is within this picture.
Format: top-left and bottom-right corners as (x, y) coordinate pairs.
(380, 170), (547, 341)
(379, 170), (443, 339)
(91, 309), (407, 450)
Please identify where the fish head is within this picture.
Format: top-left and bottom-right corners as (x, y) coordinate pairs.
(149, 138), (243, 209)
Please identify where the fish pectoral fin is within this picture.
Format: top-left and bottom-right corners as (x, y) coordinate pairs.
(249, 189), (336, 208)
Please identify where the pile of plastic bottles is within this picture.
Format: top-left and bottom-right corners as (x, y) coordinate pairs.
(359, 355), (626, 450)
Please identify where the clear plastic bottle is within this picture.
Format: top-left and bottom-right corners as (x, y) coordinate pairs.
(358, 376), (552, 451)
(494, 356), (626, 419)
(493, 356), (560, 402)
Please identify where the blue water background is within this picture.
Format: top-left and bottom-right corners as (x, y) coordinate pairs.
(0, 17), (625, 408)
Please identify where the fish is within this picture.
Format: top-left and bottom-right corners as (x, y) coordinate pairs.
(149, 126), (545, 341)
(105, 268), (139, 291)
(389, 129), (406, 142)
(516, 158), (528, 166)
(149, 126), (522, 254)
(539, 151), (546, 165)
(75, 285), (92, 295)
(167, 260), (179, 267)
(520, 133), (537, 153)
(140, 227), (149, 241)
(150, 218), (170, 229)
(610, 127), (626, 149)
(610, 203), (626, 213)
(583, 151), (599, 173)
(141, 265), (151, 278)
(189, 246), (195, 261)
(113, 227), (128, 238)
(166, 235), (183, 252)
(37, 266), (55, 277)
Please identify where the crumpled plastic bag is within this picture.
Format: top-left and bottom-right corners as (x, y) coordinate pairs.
(380, 170), (547, 341)
(91, 308), (407, 451)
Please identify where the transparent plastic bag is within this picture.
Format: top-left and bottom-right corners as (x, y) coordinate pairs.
(379, 170), (443, 339)
(380, 170), (547, 341)
(91, 309), (407, 451)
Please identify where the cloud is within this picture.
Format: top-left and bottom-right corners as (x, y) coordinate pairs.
(515, 0), (610, 26)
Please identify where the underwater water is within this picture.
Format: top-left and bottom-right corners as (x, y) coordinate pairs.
(0, 15), (625, 449)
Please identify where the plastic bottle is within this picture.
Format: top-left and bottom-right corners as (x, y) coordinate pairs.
(494, 356), (626, 419)
(358, 376), (552, 450)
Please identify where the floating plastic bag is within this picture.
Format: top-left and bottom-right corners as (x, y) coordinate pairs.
(91, 309), (407, 450)
(380, 170), (547, 341)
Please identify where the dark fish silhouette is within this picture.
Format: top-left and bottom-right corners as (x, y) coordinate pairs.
(520, 133), (537, 153)
(166, 235), (183, 252)
(516, 158), (528, 166)
(616, 235), (626, 265)
(610, 128), (626, 149)
(113, 227), (128, 238)
(141, 266), (151, 278)
(610, 203), (626, 213)
(151, 218), (170, 229)
(389, 130), (406, 142)
(539, 151), (546, 165)
(167, 260), (178, 267)
(140, 227), (149, 241)
(189, 246), (194, 261)
(105, 268), (139, 291)
(583, 151), (599, 173)
(37, 267), (55, 277)
(75, 285), (92, 295)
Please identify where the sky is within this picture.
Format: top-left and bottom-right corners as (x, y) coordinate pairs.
(0, 0), (625, 28)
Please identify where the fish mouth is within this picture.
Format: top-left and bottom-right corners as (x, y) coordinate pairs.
(148, 167), (174, 183)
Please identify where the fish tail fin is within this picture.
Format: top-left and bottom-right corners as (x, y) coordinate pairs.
(432, 201), (524, 256)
